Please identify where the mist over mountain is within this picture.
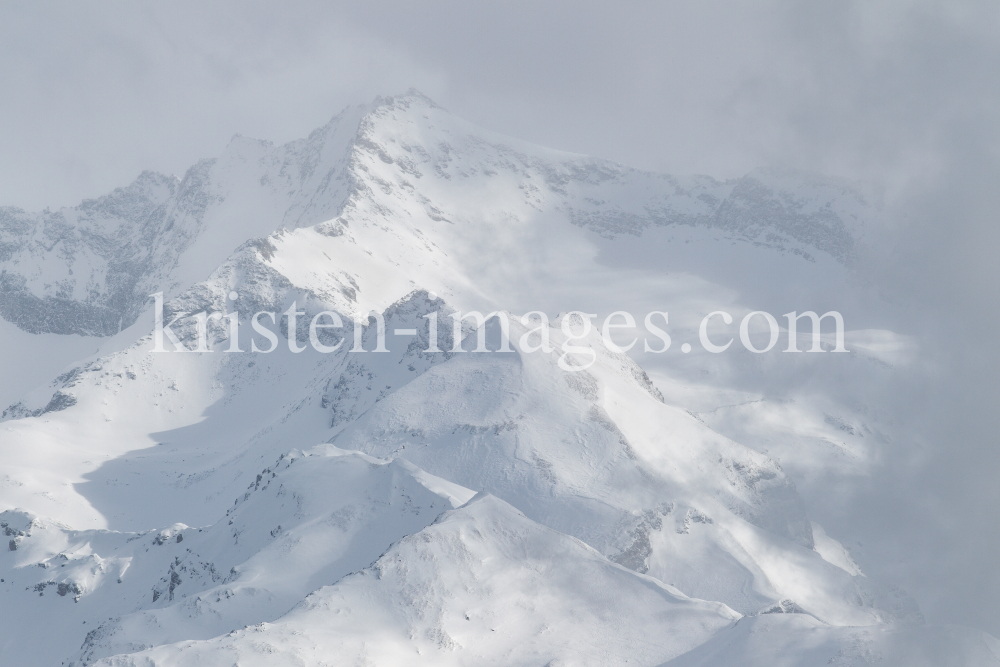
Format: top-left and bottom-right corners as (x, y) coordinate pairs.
(0, 92), (996, 666)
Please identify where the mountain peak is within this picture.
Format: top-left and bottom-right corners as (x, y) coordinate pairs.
(370, 88), (444, 113)
(0, 89), (874, 341)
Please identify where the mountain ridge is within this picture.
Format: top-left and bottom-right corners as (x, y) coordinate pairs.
(1, 91), (872, 337)
(0, 92), (984, 666)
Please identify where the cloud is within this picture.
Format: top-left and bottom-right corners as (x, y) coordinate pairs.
(1, 0), (998, 635)
(4, 2), (998, 207)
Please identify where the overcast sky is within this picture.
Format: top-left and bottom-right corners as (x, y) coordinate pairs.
(3, 0), (999, 635)
(2, 1), (998, 211)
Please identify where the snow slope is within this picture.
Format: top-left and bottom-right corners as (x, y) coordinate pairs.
(2, 446), (473, 665)
(0, 91), (989, 665)
(93, 493), (739, 667)
(662, 614), (1000, 667)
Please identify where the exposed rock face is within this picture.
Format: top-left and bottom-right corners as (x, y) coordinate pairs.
(0, 170), (201, 335)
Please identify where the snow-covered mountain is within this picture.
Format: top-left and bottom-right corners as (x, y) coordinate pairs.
(0, 92), (870, 338)
(0, 92), (993, 666)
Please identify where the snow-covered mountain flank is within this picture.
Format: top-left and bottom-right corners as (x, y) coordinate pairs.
(0, 92), (994, 666)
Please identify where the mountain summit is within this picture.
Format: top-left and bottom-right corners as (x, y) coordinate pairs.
(0, 92), (868, 337)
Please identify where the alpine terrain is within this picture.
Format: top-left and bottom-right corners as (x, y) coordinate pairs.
(0, 92), (996, 666)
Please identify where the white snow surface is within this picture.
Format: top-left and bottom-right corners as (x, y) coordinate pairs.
(0, 91), (993, 665)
